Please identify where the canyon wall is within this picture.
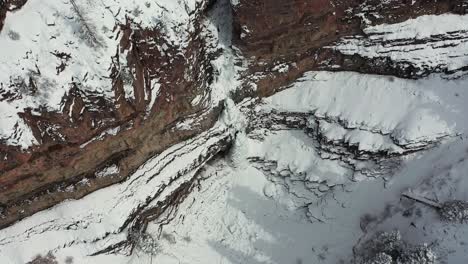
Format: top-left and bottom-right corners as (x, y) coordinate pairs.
(232, 0), (468, 96)
(0, 0), (467, 233)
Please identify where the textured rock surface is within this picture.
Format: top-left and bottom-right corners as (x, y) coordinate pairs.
(232, 0), (467, 58)
(1, 0), (468, 263)
(0, 0), (219, 228)
(232, 0), (468, 97)
(0, 0), (466, 229)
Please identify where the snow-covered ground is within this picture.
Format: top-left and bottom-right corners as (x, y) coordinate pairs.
(133, 137), (468, 263)
(125, 72), (468, 264)
(261, 71), (459, 148)
(147, 134), (468, 264)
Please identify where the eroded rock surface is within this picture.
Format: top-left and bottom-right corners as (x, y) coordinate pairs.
(0, 0), (224, 228)
(1, 0), (468, 263)
(232, 0), (468, 97)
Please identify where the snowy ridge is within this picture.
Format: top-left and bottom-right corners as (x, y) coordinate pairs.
(333, 14), (468, 78)
(138, 72), (468, 263)
(261, 71), (456, 149)
(0, 123), (231, 263)
(236, 70), (468, 222)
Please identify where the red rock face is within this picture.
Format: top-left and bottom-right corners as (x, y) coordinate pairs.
(233, 0), (332, 40)
(233, 0), (467, 60)
(0, 0), (218, 228)
(232, 0), (468, 97)
(232, 0), (334, 59)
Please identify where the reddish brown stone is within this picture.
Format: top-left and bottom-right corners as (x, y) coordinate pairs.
(232, 0), (467, 98)
(0, 0), (217, 228)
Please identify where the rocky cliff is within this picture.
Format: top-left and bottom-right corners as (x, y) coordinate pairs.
(232, 0), (468, 96)
(1, 0), (468, 263)
(0, 0), (223, 228)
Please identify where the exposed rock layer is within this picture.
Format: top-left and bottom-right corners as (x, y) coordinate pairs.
(232, 0), (468, 97)
(0, 0), (218, 228)
(0, 0), (467, 232)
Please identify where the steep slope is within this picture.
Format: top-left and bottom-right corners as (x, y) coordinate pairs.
(232, 0), (468, 97)
(0, 0), (224, 228)
(1, 0), (468, 263)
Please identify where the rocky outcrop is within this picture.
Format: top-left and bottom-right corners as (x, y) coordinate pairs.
(0, 0), (467, 262)
(0, 0), (221, 228)
(232, 0), (467, 59)
(232, 0), (468, 97)
(0, 0), (466, 251)
(0, 124), (233, 262)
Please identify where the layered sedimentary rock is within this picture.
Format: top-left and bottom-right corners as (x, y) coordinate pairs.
(0, 0), (466, 231)
(0, 0), (222, 228)
(232, 0), (467, 58)
(232, 0), (468, 96)
(1, 0), (468, 262)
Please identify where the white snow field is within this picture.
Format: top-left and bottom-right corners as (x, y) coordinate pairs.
(1, 70), (468, 263)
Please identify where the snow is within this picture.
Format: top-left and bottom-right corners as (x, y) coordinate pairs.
(148, 81), (161, 113)
(202, 0), (245, 107)
(95, 164), (119, 178)
(262, 71), (457, 148)
(0, 123), (230, 264)
(333, 14), (468, 76)
(0, 0), (204, 148)
(364, 14), (468, 41)
(245, 130), (350, 188)
(230, 0), (240, 7)
(318, 120), (404, 153)
(0, 0), (117, 147)
(2, 2), (468, 264)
